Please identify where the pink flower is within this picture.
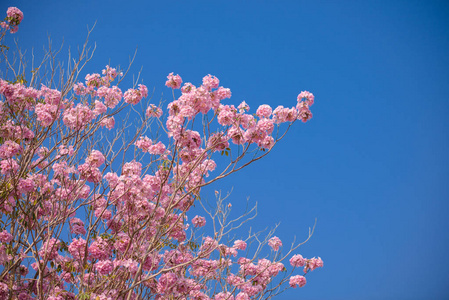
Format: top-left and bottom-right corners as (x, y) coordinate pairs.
(85, 73), (103, 88)
(307, 257), (324, 271)
(124, 88), (144, 104)
(217, 105), (237, 126)
(220, 245), (237, 257)
(289, 254), (306, 267)
(0, 22), (8, 30)
(97, 86), (122, 108)
(146, 104), (163, 118)
(215, 292), (234, 300)
(165, 72), (182, 89)
(240, 114), (256, 129)
(135, 136), (152, 152)
(120, 259), (139, 274)
(78, 163), (102, 183)
(0, 231), (13, 243)
(227, 126), (245, 145)
(39, 238), (60, 260)
(296, 102), (312, 123)
(70, 218), (86, 235)
(0, 282), (8, 299)
(258, 135), (274, 150)
(95, 260), (114, 275)
(86, 150), (105, 167)
(139, 84), (148, 98)
(18, 177), (35, 193)
(200, 236), (218, 253)
(53, 161), (75, 177)
(0, 140), (22, 159)
(93, 100), (107, 116)
(63, 104), (94, 130)
(7, 7), (24, 24)
(214, 86), (232, 101)
(202, 74), (219, 91)
(122, 160), (142, 176)
(233, 240), (247, 251)
(268, 236), (282, 251)
(100, 117), (115, 129)
(192, 215), (206, 227)
(226, 274), (244, 286)
(207, 133), (229, 152)
(157, 272), (177, 293)
(236, 292), (249, 300)
(35, 103), (60, 127)
(113, 233), (130, 252)
(0, 159), (19, 175)
(256, 104), (272, 118)
(89, 237), (111, 260)
(149, 141), (166, 155)
(73, 82), (88, 95)
(238, 101), (250, 113)
(289, 275), (306, 288)
(297, 90), (314, 106)
(181, 82), (194, 93)
(102, 65), (121, 82)
(5, 7), (23, 33)
(68, 237), (87, 260)
(104, 172), (119, 187)
(257, 118), (274, 134)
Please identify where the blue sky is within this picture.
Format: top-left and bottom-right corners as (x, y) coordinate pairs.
(5, 0), (449, 299)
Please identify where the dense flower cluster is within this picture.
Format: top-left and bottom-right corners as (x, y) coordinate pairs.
(0, 7), (322, 300)
(0, 7), (23, 33)
(192, 215), (206, 227)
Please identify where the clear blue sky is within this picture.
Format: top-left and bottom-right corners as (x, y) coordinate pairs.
(6, 0), (449, 299)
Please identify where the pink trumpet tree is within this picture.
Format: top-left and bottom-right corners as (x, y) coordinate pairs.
(0, 7), (322, 300)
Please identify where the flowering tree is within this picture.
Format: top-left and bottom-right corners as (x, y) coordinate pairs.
(0, 7), (322, 300)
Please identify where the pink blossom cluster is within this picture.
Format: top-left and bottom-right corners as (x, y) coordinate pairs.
(102, 65), (122, 82)
(134, 136), (166, 155)
(0, 158), (19, 175)
(146, 104), (163, 118)
(97, 86), (123, 108)
(0, 231), (13, 243)
(0, 140), (22, 159)
(68, 237), (87, 260)
(233, 240), (247, 251)
(69, 217), (86, 235)
(192, 215), (206, 227)
(100, 116), (115, 129)
(289, 254), (306, 267)
(268, 236), (283, 251)
(289, 254), (324, 272)
(166, 72), (183, 89)
(63, 103), (95, 130)
(38, 238), (60, 260)
(225, 258), (287, 296)
(124, 84), (148, 104)
(95, 259), (114, 275)
(164, 73), (314, 151)
(289, 275), (307, 288)
(305, 256), (324, 272)
(1, 7), (23, 33)
(296, 90), (314, 122)
(77, 150), (105, 183)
